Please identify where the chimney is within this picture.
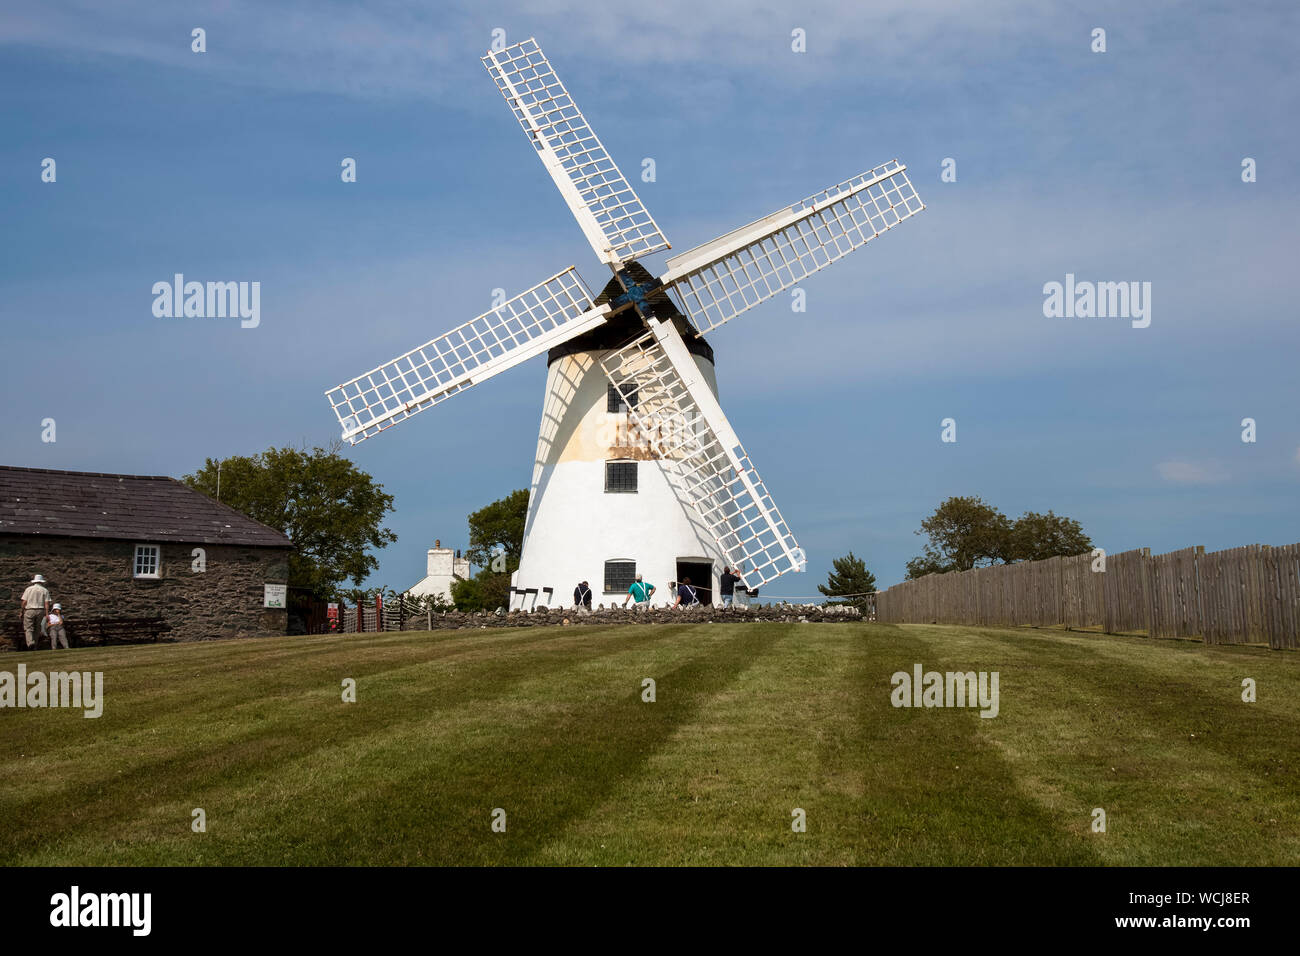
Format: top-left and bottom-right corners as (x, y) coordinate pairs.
(435, 538), (440, 549)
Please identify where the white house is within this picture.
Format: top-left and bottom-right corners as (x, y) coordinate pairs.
(406, 539), (470, 604)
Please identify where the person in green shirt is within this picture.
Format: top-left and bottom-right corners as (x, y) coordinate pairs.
(623, 575), (656, 608)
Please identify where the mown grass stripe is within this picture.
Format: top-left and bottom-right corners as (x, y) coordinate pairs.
(0, 626), (694, 863)
(1, 622), (1294, 865)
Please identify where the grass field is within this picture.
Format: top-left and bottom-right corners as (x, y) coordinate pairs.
(2, 622), (1296, 866)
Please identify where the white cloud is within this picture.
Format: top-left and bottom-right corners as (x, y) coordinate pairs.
(0, 0), (1203, 102)
(1156, 461), (1229, 484)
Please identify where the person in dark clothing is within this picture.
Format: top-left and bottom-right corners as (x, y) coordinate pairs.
(672, 576), (700, 608)
(573, 580), (592, 610)
(719, 567), (740, 607)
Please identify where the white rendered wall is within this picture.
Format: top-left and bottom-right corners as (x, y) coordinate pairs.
(512, 348), (725, 609)
(407, 546), (469, 602)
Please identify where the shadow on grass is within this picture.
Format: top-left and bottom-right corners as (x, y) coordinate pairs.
(825, 624), (1100, 865)
(971, 627), (1299, 784)
(0, 626), (696, 864)
(260, 626), (784, 864)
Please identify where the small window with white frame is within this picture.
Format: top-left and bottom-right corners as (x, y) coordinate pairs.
(134, 543), (161, 579)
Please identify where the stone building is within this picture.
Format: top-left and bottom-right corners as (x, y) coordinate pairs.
(0, 466), (292, 643)
(405, 538), (470, 604)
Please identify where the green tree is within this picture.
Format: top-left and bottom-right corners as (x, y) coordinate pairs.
(903, 553), (952, 580)
(817, 552), (877, 610)
(465, 489), (529, 569)
(905, 497), (1094, 578)
(451, 567), (513, 612)
(905, 496), (1013, 578)
(453, 489), (529, 612)
(184, 442), (396, 597)
(1007, 510), (1093, 562)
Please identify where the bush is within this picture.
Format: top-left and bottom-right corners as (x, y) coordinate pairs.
(451, 569), (511, 612)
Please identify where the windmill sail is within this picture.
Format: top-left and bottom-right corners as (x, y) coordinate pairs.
(483, 38), (671, 267)
(600, 319), (805, 588)
(660, 160), (923, 333)
(326, 267), (609, 444)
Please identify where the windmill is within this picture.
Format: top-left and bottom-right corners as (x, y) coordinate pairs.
(325, 38), (924, 609)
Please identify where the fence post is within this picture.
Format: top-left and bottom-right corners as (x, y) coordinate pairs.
(1193, 545), (1206, 638)
(375, 592), (383, 633)
(1139, 547), (1153, 636)
(1256, 544), (1270, 645)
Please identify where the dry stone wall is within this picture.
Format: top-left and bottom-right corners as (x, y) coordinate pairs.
(399, 603), (864, 631)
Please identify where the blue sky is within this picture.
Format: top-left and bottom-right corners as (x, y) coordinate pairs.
(2, 0), (1297, 595)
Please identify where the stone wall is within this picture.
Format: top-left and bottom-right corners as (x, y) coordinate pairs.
(1, 535), (289, 644)
(398, 603), (864, 631)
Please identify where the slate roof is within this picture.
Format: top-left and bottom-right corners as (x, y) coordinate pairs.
(0, 466), (292, 548)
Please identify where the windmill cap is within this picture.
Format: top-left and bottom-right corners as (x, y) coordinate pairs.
(31, 574), (46, 583)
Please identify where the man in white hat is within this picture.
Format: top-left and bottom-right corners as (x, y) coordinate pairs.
(20, 574), (51, 651)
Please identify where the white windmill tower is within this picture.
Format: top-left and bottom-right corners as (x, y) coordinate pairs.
(325, 38), (924, 610)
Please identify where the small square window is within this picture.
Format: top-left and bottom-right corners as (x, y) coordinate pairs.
(607, 382), (639, 413)
(604, 560), (637, 593)
(134, 544), (161, 579)
(605, 460), (638, 493)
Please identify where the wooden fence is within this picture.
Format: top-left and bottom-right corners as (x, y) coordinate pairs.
(875, 543), (1299, 649)
(337, 594), (428, 634)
